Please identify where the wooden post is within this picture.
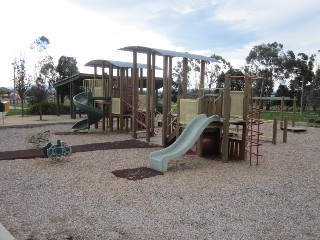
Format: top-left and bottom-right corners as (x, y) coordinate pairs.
(146, 51), (151, 142)
(151, 53), (156, 136)
(280, 96), (284, 129)
(162, 56), (168, 146)
(198, 97), (203, 114)
(109, 65), (113, 97)
(182, 57), (188, 99)
(196, 133), (203, 157)
(139, 68), (143, 93)
(219, 91), (224, 117)
(94, 66), (97, 79)
(199, 60), (205, 98)
(222, 74), (231, 162)
(102, 61), (105, 96)
(132, 50), (138, 138)
(120, 68), (125, 132)
(272, 118), (277, 145)
(243, 76), (250, 160)
(292, 96), (297, 127)
(168, 57), (173, 127)
(70, 81), (76, 119)
(283, 116), (288, 143)
(175, 95), (181, 139)
(56, 88), (60, 116)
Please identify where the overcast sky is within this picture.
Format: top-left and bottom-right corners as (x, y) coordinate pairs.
(1, 0), (320, 88)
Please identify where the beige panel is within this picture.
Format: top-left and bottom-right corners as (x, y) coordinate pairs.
(230, 91), (244, 118)
(179, 99), (198, 125)
(112, 98), (121, 114)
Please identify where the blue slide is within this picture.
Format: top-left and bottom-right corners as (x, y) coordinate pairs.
(149, 114), (221, 172)
(72, 92), (103, 132)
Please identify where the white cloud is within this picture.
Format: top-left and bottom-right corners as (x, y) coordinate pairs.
(1, 0), (319, 88)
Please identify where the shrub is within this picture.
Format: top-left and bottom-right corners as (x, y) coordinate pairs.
(156, 102), (163, 113)
(27, 101), (69, 115)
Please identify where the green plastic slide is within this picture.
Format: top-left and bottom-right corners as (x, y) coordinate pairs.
(148, 114), (221, 172)
(72, 92), (103, 132)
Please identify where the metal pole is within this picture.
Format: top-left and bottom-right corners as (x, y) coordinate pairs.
(300, 77), (304, 115)
(12, 62), (16, 110)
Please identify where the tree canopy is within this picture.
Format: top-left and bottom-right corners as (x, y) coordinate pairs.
(56, 56), (79, 80)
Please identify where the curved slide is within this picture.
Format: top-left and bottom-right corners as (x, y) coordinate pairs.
(72, 92), (103, 132)
(149, 114), (221, 172)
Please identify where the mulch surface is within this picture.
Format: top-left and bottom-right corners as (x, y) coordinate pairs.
(112, 167), (164, 181)
(0, 139), (158, 161)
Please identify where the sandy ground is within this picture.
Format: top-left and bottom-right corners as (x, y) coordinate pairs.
(0, 122), (319, 240)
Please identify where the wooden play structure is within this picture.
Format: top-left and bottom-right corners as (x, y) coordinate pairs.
(54, 46), (299, 165)
(119, 46), (271, 164)
(76, 59), (163, 132)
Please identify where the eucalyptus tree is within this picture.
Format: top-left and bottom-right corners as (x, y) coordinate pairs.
(172, 54), (232, 98)
(208, 54), (232, 89)
(13, 57), (31, 116)
(309, 68), (320, 113)
(245, 42), (286, 110)
(29, 35), (57, 120)
(282, 52), (315, 110)
(56, 56), (79, 80)
(55, 55), (80, 104)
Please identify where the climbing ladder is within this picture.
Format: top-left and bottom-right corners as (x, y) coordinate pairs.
(246, 76), (265, 165)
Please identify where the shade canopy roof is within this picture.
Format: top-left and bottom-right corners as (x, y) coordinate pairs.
(85, 59), (162, 70)
(119, 46), (219, 63)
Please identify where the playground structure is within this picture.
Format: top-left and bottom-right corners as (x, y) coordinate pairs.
(53, 46), (303, 170)
(149, 114), (220, 172)
(71, 59), (163, 133)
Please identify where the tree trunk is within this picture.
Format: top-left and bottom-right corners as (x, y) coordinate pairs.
(39, 103), (43, 121)
(21, 98), (24, 117)
(266, 101), (270, 111)
(60, 94), (65, 104)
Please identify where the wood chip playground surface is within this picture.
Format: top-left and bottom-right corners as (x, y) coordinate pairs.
(0, 121), (319, 239)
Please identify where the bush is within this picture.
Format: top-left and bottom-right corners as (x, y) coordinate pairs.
(27, 101), (69, 115)
(156, 102), (163, 113)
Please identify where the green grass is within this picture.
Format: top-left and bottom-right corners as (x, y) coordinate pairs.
(5, 108), (26, 116)
(260, 110), (318, 122)
(260, 110), (320, 127)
